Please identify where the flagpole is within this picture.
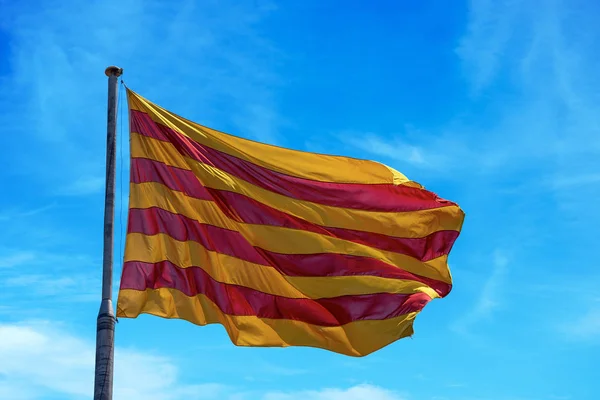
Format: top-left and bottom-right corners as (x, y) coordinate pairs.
(94, 65), (123, 400)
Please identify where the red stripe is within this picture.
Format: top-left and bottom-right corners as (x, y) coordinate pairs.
(131, 157), (213, 201)
(130, 109), (455, 212)
(131, 158), (459, 261)
(120, 260), (432, 326)
(127, 207), (452, 296)
(257, 251), (451, 297)
(128, 207), (265, 265)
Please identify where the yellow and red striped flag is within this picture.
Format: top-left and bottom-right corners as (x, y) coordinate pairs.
(116, 89), (464, 356)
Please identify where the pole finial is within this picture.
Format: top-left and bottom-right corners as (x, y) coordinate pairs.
(105, 66), (123, 77)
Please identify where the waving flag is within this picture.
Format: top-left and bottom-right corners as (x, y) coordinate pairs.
(116, 89), (464, 356)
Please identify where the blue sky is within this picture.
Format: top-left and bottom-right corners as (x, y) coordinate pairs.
(0, 0), (599, 399)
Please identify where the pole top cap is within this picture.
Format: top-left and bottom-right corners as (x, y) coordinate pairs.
(105, 66), (123, 77)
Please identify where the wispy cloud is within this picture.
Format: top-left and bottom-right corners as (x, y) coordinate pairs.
(0, 251), (36, 268)
(0, 249), (96, 270)
(339, 0), (600, 183)
(517, 273), (600, 345)
(547, 173), (600, 189)
(337, 129), (478, 177)
(459, 0), (600, 159)
(0, 204), (56, 222)
(58, 176), (105, 196)
(0, 248), (99, 307)
(340, 133), (432, 168)
(1, 0), (284, 195)
(3, 274), (98, 301)
(456, 0), (517, 94)
(451, 250), (509, 338)
(561, 300), (600, 342)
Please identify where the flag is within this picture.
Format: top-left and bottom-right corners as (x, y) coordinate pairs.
(116, 89), (465, 356)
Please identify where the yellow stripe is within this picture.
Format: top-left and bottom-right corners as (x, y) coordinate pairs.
(129, 182), (452, 283)
(127, 89), (414, 186)
(116, 287), (418, 357)
(125, 233), (441, 299)
(130, 132), (463, 238)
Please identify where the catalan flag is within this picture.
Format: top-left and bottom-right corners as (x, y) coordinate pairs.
(116, 89), (464, 356)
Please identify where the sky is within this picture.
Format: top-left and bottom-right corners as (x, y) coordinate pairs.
(0, 0), (599, 399)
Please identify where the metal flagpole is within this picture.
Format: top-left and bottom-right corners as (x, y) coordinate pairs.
(94, 65), (123, 400)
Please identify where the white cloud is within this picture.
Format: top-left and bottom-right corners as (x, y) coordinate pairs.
(0, 321), (229, 400)
(0, 321), (407, 400)
(260, 384), (405, 400)
(0, 321), (95, 398)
